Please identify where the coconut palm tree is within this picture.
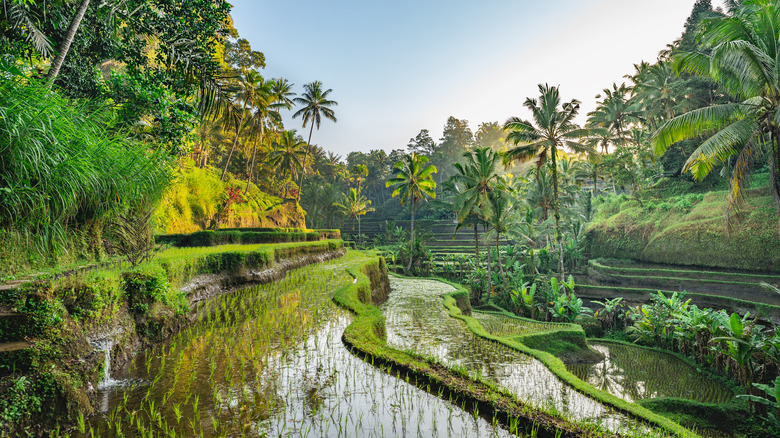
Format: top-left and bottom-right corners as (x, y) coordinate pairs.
(449, 147), (503, 286)
(587, 83), (639, 147)
(270, 130), (306, 198)
(386, 153), (437, 272)
(221, 70), (265, 181)
(293, 81), (337, 200)
(244, 77), (281, 193)
(334, 187), (374, 238)
(653, 0), (780, 233)
(503, 84), (590, 281)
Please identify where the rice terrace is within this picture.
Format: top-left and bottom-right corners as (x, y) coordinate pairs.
(2, 1), (780, 437)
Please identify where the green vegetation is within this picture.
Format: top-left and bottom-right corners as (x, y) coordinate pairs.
(438, 281), (699, 438)
(586, 187), (780, 271)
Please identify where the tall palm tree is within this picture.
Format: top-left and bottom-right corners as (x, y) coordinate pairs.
(244, 77), (281, 193)
(653, 0), (780, 233)
(449, 147), (503, 284)
(270, 130), (306, 198)
(386, 153), (437, 272)
(221, 70), (264, 181)
(586, 83), (639, 148)
(293, 81), (337, 200)
(503, 83), (589, 281)
(334, 187), (375, 238)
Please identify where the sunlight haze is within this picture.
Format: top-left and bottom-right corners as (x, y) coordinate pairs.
(234, 1), (721, 154)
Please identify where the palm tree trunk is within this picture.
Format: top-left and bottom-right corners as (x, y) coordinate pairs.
(406, 201), (415, 273)
(222, 113), (245, 181)
(550, 147), (565, 283)
(47, 0), (90, 84)
(485, 225), (492, 304)
(297, 123), (316, 200)
(245, 124), (263, 195)
(771, 131), (780, 235)
(496, 233), (507, 281)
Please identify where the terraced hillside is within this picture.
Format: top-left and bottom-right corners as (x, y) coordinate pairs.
(342, 219), (510, 255)
(576, 258), (780, 323)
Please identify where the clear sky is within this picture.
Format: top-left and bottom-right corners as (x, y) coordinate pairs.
(230, 0), (725, 156)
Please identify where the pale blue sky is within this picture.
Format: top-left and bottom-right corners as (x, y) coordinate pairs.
(230, 0), (724, 156)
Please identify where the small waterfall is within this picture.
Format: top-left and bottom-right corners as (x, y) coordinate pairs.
(90, 339), (121, 389)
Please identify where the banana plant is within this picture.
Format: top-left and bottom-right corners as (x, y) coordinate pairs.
(737, 376), (780, 427)
(713, 312), (765, 403)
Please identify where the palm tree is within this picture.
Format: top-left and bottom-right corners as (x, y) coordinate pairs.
(244, 77), (281, 193)
(46, 0), (91, 82)
(293, 81), (337, 200)
(503, 84), (590, 281)
(270, 130), (306, 198)
(653, 0), (780, 233)
(449, 147), (503, 286)
(221, 70), (264, 181)
(334, 187), (375, 238)
(386, 153), (437, 272)
(486, 189), (517, 282)
(586, 83), (639, 147)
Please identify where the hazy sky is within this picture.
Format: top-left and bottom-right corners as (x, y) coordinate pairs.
(230, 0), (725, 156)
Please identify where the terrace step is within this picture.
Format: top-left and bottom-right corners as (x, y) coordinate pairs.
(0, 341), (30, 354)
(591, 259), (780, 283)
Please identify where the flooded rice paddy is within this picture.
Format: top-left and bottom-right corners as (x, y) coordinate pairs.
(80, 253), (512, 437)
(566, 341), (733, 404)
(382, 277), (655, 436)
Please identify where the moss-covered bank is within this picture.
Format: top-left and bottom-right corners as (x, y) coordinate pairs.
(586, 188), (780, 272)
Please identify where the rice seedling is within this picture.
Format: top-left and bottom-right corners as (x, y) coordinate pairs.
(74, 251), (514, 437)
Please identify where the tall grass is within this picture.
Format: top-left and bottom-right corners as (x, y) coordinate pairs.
(0, 79), (171, 267)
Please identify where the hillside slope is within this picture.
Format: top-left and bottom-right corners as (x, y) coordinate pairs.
(585, 184), (780, 273)
(155, 161), (305, 234)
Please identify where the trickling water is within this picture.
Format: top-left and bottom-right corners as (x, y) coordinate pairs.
(90, 339), (122, 389)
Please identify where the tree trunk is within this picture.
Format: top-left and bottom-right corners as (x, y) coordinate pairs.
(772, 131), (780, 236)
(297, 123), (316, 201)
(47, 0), (91, 84)
(222, 111), (245, 181)
(485, 225), (492, 305)
(550, 147), (565, 283)
(496, 233), (507, 282)
(245, 124), (263, 195)
(406, 202), (415, 273)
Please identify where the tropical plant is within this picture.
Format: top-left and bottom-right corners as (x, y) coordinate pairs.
(333, 187), (375, 238)
(653, 0), (780, 233)
(293, 81), (337, 200)
(504, 84), (590, 280)
(386, 153), (437, 272)
(270, 130), (306, 198)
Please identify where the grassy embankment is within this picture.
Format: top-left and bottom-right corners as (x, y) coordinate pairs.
(586, 176), (780, 272)
(0, 238), (344, 436)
